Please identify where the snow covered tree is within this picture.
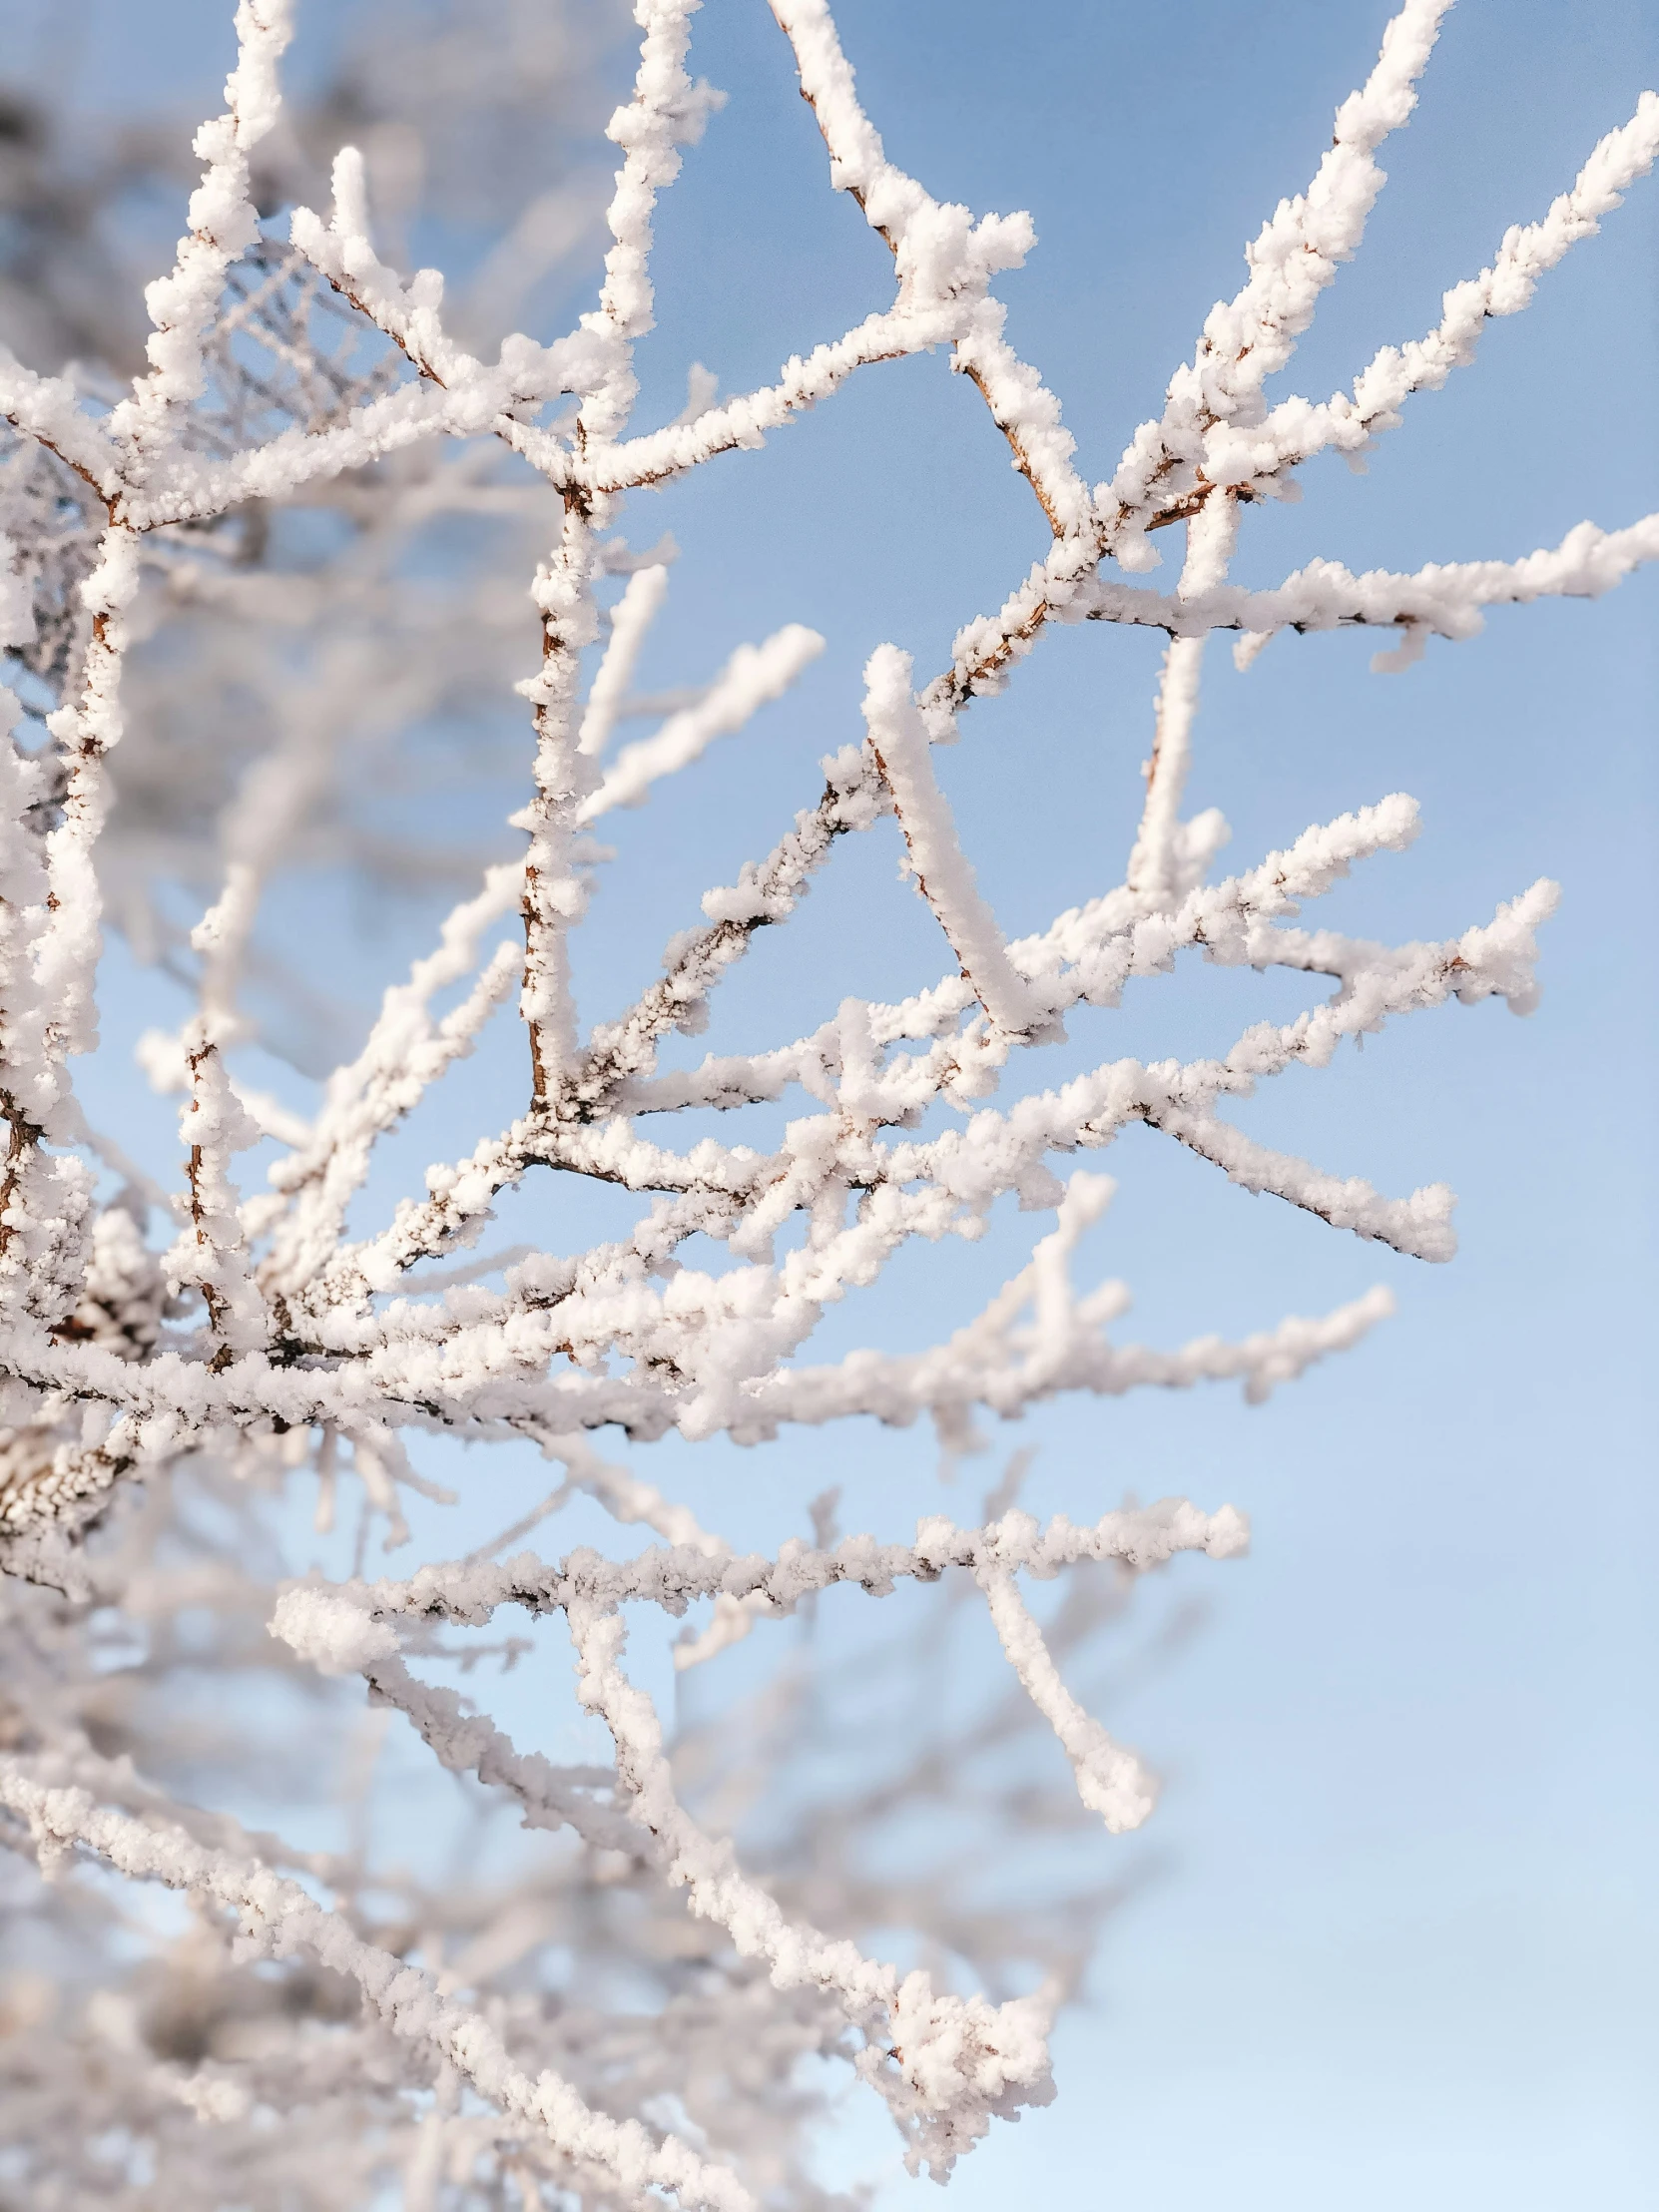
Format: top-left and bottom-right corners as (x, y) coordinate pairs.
(0, 1), (1653, 2203)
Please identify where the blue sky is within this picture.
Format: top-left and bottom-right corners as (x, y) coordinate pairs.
(24, 0), (1659, 2201)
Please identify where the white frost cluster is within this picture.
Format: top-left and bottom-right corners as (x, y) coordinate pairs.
(0, 1), (1652, 2205)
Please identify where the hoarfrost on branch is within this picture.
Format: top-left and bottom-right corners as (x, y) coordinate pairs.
(0, 0), (1652, 2203)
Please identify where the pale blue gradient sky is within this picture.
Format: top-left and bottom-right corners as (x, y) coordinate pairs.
(23, 0), (1659, 2201)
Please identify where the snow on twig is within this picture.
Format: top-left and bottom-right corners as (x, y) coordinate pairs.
(582, 622), (825, 819)
(863, 644), (1049, 1040)
(0, 0), (1650, 2195)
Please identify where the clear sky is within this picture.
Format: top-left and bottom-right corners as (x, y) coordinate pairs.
(25, 0), (1659, 2202)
